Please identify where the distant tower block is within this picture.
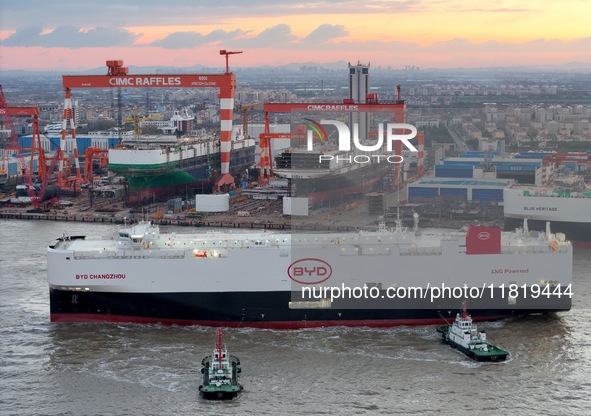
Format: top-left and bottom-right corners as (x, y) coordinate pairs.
(348, 62), (370, 139)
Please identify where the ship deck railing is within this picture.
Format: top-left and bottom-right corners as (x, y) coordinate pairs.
(63, 234), (569, 260)
(500, 244), (569, 254)
(72, 250), (186, 260)
(400, 247), (443, 256)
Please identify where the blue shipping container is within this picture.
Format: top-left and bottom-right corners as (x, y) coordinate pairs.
(472, 188), (504, 202)
(435, 166), (473, 178)
(409, 187), (439, 199)
(440, 187), (468, 199)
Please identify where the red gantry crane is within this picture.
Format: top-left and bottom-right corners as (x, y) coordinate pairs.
(259, 91), (424, 189)
(0, 86), (60, 207)
(83, 147), (109, 184)
(59, 51), (242, 192)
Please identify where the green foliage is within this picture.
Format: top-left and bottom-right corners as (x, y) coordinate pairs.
(465, 138), (479, 150)
(423, 126), (454, 147)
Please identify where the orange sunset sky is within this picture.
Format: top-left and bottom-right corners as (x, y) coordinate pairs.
(0, 0), (590, 71)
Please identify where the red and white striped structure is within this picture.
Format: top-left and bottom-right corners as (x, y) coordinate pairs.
(58, 88), (80, 186)
(258, 133), (291, 184)
(61, 53), (240, 191)
(217, 91), (236, 189)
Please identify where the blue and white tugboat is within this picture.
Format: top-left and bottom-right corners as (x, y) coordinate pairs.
(437, 302), (509, 362)
(199, 330), (243, 400)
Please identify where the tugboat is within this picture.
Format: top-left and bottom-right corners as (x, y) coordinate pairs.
(199, 330), (243, 400)
(437, 302), (509, 362)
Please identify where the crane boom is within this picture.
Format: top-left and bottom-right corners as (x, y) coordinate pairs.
(219, 50), (243, 73)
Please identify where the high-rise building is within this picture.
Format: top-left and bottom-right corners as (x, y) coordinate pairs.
(348, 62), (370, 139)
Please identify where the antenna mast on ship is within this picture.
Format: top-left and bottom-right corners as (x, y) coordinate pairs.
(395, 183), (402, 233)
(413, 211), (419, 233)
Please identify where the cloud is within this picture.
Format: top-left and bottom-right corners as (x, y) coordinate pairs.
(300, 24), (349, 45)
(0, 0), (426, 29)
(0, 25), (139, 48)
(232, 24), (297, 47)
(148, 29), (247, 49)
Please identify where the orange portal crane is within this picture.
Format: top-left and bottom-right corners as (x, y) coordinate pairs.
(83, 147), (108, 183)
(0, 88), (60, 207)
(240, 103), (259, 138)
(4, 106), (45, 182)
(0, 86), (35, 202)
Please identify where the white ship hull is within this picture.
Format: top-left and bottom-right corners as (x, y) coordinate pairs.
(47, 223), (573, 328)
(504, 187), (591, 243)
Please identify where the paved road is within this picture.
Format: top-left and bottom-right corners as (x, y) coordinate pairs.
(447, 127), (470, 152)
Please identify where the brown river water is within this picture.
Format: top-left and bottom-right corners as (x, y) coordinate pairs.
(1, 220), (590, 415)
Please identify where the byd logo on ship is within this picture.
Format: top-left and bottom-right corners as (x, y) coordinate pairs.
(478, 232), (491, 240)
(305, 119), (418, 164)
(287, 258), (332, 285)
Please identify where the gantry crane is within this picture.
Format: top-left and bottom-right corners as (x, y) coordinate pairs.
(0, 87), (33, 200)
(60, 52), (241, 192)
(0, 86), (60, 207)
(260, 98), (415, 190)
(83, 147), (108, 183)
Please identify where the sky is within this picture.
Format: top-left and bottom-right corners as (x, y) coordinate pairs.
(0, 0), (590, 71)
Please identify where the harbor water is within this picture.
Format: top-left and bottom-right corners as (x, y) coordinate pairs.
(1, 220), (590, 415)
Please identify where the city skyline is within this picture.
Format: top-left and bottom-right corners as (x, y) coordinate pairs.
(0, 0), (590, 71)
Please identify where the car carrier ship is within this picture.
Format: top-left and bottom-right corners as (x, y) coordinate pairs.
(504, 184), (591, 245)
(47, 218), (572, 328)
(273, 145), (390, 205)
(108, 132), (255, 203)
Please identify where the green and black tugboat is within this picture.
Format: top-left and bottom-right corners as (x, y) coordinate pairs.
(199, 330), (243, 400)
(437, 303), (509, 362)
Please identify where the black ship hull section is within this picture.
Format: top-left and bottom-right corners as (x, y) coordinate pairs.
(49, 288), (570, 328)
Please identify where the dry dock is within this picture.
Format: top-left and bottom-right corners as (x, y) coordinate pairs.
(0, 188), (503, 231)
